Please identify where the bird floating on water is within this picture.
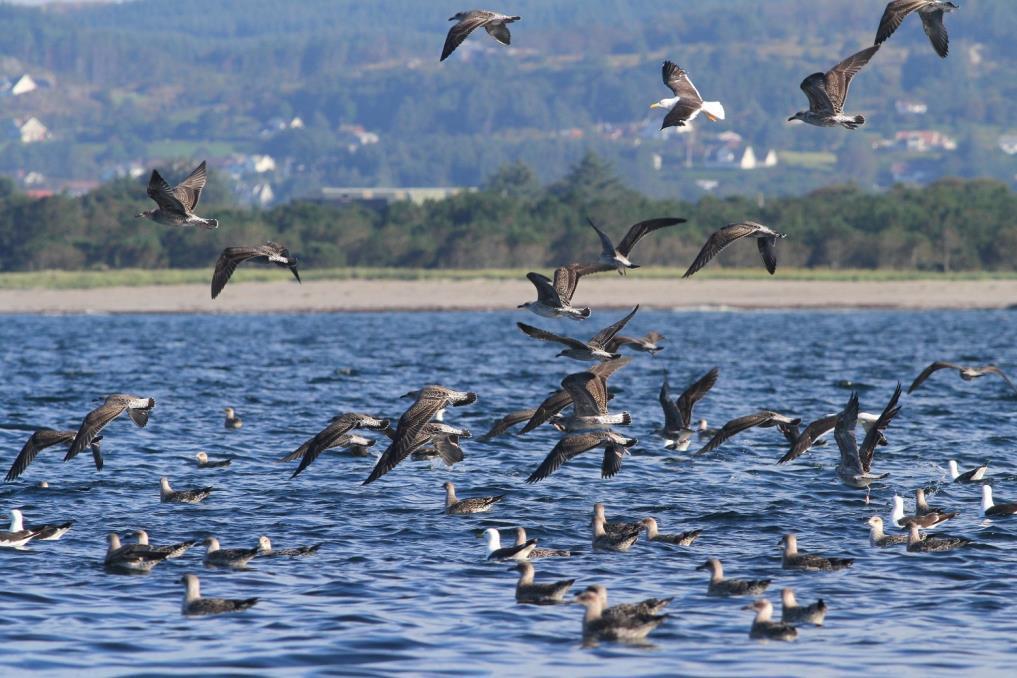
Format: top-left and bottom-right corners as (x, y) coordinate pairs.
(484, 527), (536, 561)
(6, 429), (103, 482)
(513, 561), (574, 605)
(980, 485), (1017, 518)
(744, 599), (797, 641)
(592, 502), (642, 538)
(9, 509), (72, 541)
(651, 61), (725, 129)
(658, 368), (719, 451)
(135, 529), (195, 559)
(0, 511), (42, 548)
(180, 574), (258, 616)
(444, 481), (504, 515)
(203, 536), (259, 569)
(779, 534), (853, 571)
(195, 452), (231, 469)
(257, 535), (322, 557)
(948, 460), (988, 483)
(517, 305), (639, 362)
(640, 517), (701, 546)
(572, 587), (668, 644)
(875, 0), (957, 58)
(780, 588), (827, 626)
(592, 514), (640, 552)
(696, 558), (771, 597)
(683, 222), (787, 278)
(866, 516), (908, 547)
(223, 407), (243, 429)
(788, 45), (881, 129)
(104, 533), (168, 573)
(585, 217), (686, 274)
(906, 525), (971, 553)
(907, 362), (1017, 394)
(891, 495), (955, 528)
(66, 394), (154, 465)
(514, 527), (572, 558)
(584, 584), (673, 621)
(440, 10), (520, 62)
(136, 161), (217, 228)
(211, 243), (301, 299)
(160, 477), (212, 504)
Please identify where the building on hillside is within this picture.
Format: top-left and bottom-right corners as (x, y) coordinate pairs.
(894, 130), (957, 152)
(9, 117), (49, 143)
(895, 99), (928, 115)
(998, 135), (1017, 155)
(248, 182), (275, 206)
(338, 124), (380, 148)
(6, 74), (38, 96)
(307, 186), (475, 209)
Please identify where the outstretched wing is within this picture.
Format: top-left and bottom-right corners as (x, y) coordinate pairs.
(588, 305), (639, 350)
(5, 429), (74, 482)
(172, 161), (208, 211)
(834, 393), (863, 475)
(695, 412), (773, 455)
(984, 366), (1017, 394)
(658, 372), (682, 432)
(562, 372), (609, 417)
(824, 45), (880, 112)
(616, 218), (686, 257)
(517, 322), (589, 351)
(586, 218), (618, 259)
(919, 9), (949, 58)
(440, 11), (493, 61)
(364, 396), (447, 484)
(211, 247), (262, 299)
(799, 72), (835, 115)
(859, 383), (902, 471)
(66, 399), (128, 460)
(662, 60), (704, 104)
(526, 434), (605, 483)
(479, 409), (537, 442)
(146, 170), (187, 213)
(519, 389), (572, 434)
(908, 361), (961, 393)
(553, 262), (612, 303)
(525, 272), (564, 307)
(779, 414), (838, 464)
(757, 237), (778, 275)
(683, 223), (760, 278)
(875, 0), (925, 45)
(601, 445), (626, 479)
(675, 367), (720, 429)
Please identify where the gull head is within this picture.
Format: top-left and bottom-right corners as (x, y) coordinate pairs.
(695, 558), (721, 575)
(258, 536), (272, 551)
(572, 589), (600, 607)
(224, 407), (235, 416)
(787, 112), (806, 123)
(741, 598), (771, 614)
(866, 516), (883, 529)
(981, 484), (993, 510)
(196, 452), (208, 463)
(483, 528), (501, 550)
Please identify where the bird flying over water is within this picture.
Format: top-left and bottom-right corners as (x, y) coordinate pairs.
(440, 10), (520, 61)
(527, 431), (636, 483)
(833, 386), (901, 488)
(519, 263), (606, 321)
(211, 242), (300, 299)
(875, 1), (957, 58)
(65, 394), (155, 463)
(517, 306), (638, 362)
(651, 61), (725, 129)
(695, 411), (800, 456)
(586, 217), (686, 274)
(284, 413), (391, 478)
(5, 429), (103, 482)
(683, 222), (787, 278)
(658, 368), (719, 451)
(136, 161), (217, 228)
(907, 362), (1017, 394)
(788, 45), (881, 129)
(519, 357), (631, 435)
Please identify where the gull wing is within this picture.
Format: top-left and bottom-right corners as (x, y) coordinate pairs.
(484, 21), (512, 46)
(658, 372), (682, 432)
(364, 395), (448, 484)
(662, 61), (704, 103)
(695, 411), (775, 455)
(127, 407), (150, 428)
(799, 72), (836, 115)
(683, 223), (760, 278)
(5, 429), (75, 482)
(440, 10), (494, 61)
(757, 236), (778, 275)
(601, 445), (626, 479)
(552, 262), (612, 303)
(562, 372), (609, 417)
(517, 322), (589, 351)
(171, 161), (207, 212)
(588, 305), (639, 350)
(519, 389), (572, 434)
(824, 45), (880, 113)
(779, 414), (838, 464)
(907, 361), (962, 393)
(525, 272), (564, 307)
(675, 367), (720, 429)
(616, 218), (686, 257)
(288, 420), (359, 476)
(211, 247), (265, 299)
(66, 398), (129, 460)
(586, 218), (618, 259)
(526, 433), (606, 483)
(919, 8), (949, 58)
(146, 170), (187, 213)
(479, 409), (536, 441)
(834, 393), (864, 476)
(984, 366), (1017, 394)
(859, 383), (902, 472)
(875, 0), (926, 45)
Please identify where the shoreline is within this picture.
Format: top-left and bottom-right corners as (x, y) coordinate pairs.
(1, 278), (1016, 314)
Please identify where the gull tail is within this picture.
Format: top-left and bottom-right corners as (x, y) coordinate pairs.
(201, 218), (219, 229)
(701, 101), (726, 122)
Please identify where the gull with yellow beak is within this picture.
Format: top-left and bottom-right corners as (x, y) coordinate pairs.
(650, 60), (725, 130)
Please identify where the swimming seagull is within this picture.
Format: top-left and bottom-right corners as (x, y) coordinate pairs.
(284, 413), (391, 478)
(743, 599), (797, 641)
(683, 222), (788, 278)
(104, 533), (168, 572)
(257, 536), (322, 557)
(980, 485), (1017, 517)
(606, 331), (665, 356)
(514, 561), (575, 605)
(527, 431), (636, 483)
(778, 534), (854, 571)
(891, 495), (955, 528)
(907, 362), (1017, 394)
(224, 407), (243, 429)
(136, 161), (218, 228)
(833, 388), (900, 488)
(135, 529), (195, 559)
(5, 429), (103, 482)
(651, 61), (726, 129)
(586, 217), (686, 274)
(640, 517), (701, 546)
(211, 242), (301, 299)
(519, 357), (631, 434)
(0, 512), (41, 548)
(584, 585), (673, 620)
(160, 477), (213, 504)
(696, 558), (771, 597)
(788, 45), (881, 129)
(444, 481), (504, 515)
(440, 10), (520, 62)
(915, 488), (947, 516)
(780, 588), (827, 626)
(948, 460), (988, 483)
(906, 525), (971, 553)
(203, 537), (259, 569)
(519, 263), (606, 321)
(592, 515), (640, 552)
(592, 502), (642, 538)
(875, 1), (957, 58)
(484, 527), (536, 561)
(180, 573), (258, 616)
(658, 368), (719, 451)
(572, 588), (668, 644)
(695, 410), (801, 456)
(517, 305), (639, 362)
(9, 509), (72, 541)
(364, 386), (476, 484)
(65, 394), (155, 464)
(514, 527), (572, 558)
(195, 452), (231, 468)
(866, 516), (908, 547)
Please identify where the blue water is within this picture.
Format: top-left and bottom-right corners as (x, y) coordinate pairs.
(1, 310), (1015, 675)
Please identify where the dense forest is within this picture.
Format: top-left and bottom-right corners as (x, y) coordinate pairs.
(0, 154), (1014, 274)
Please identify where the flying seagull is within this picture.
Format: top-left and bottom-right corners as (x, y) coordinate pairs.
(526, 431), (636, 483)
(875, 1), (957, 58)
(658, 368), (719, 451)
(440, 10), (520, 61)
(651, 61), (726, 129)
(908, 362), (1017, 394)
(683, 222), (787, 278)
(606, 331), (665, 356)
(519, 357), (631, 434)
(788, 45), (881, 129)
(833, 387), (901, 488)
(364, 385), (476, 484)
(5, 429), (102, 482)
(65, 395), (155, 463)
(136, 161), (217, 228)
(211, 242), (300, 299)
(517, 306), (639, 362)
(283, 413), (391, 478)
(695, 411), (800, 456)
(586, 217), (686, 274)
(779, 407), (887, 464)
(519, 263), (606, 320)
(555, 370), (632, 432)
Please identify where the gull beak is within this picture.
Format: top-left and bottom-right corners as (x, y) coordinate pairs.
(649, 103), (662, 109)
(706, 114), (717, 122)
(786, 116), (797, 122)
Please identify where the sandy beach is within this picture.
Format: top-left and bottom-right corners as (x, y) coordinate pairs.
(1, 277), (1015, 313)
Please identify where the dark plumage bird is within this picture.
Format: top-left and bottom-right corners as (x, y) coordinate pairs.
(65, 394), (154, 464)
(555, 369), (633, 433)
(586, 216), (686, 274)
(908, 362), (1017, 394)
(592, 502), (642, 538)
(683, 222), (787, 278)
(519, 263), (609, 321)
(104, 533), (169, 573)
(134, 529), (195, 559)
(202, 537), (259, 569)
(484, 528), (536, 561)
(284, 413), (390, 478)
(780, 588), (827, 626)
(585, 585), (673, 621)
(640, 517), (701, 546)
(211, 242), (300, 299)
(650, 61), (726, 129)
(519, 357), (631, 434)
(514, 561), (574, 605)
(906, 525), (971, 553)
(444, 481), (504, 515)
(948, 459), (988, 483)
(833, 387), (900, 487)
(8, 509), (71, 542)
(744, 599), (797, 641)
(440, 10), (520, 61)
(695, 410), (800, 456)
(658, 367), (719, 451)
(160, 477), (212, 504)
(136, 161), (217, 228)
(195, 452), (231, 469)
(517, 305), (639, 362)
(866, 516), (908, 547)
(592, 515), (640, 552)
(514, 527), (572, 558)
(365, 386), (476, 484)
(224, 407), (243, 429)
(5, 429), (102, 482)
(573, 588), (668, 643)
(981, 485), (1017, 517)
(779, 534), (854, 571)
(527, 431), (636, 483)
(696, 559), (771, 597)
(875, 0), (957, 58)
(180, 574), (258, 616)
(479, 409), (542, 441)
(606, 331), (665, 356)
(891, 495), (956, 529)
(788, 45), (881, 129)
(257, 536), (321, 557)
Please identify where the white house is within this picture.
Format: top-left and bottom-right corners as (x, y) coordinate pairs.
(9, 74), (38, 96)
(10, 117), (49, 143)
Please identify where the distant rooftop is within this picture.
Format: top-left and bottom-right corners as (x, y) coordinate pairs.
(307, 186), (475, 207)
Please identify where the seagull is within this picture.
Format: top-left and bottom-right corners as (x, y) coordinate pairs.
(981, 485), (1017, 517)
(517, 305), (639, 362)
(484, 527), (536, 561)
(606, 331), (665, 356)
(780, 407), (886, 464)
(405, 426), (470, 467)
(479, 409), (544, 441)
(592, 502), (643, 538)
(788, 45), (881, 129)
(444, 481), (504, 515)
(211, 242), (301, 299)
(743, 599), (797, 641)
(160, 477), (213, 504)
(651, 60), (726, 129)
(364, 386), (476, 484)
(257, 536), (321, 557)
(584, 585), (673, 621)
(592, 514), (640, 552)
(5, 429), (103, 482)
(195, 452), (231, 469)
(65, 394), (155, 464)
(526, 431), (636, 483)
(640, 517), (701, 546)
(284, 413), (391, 478)
(224, 407), (243, 429)
(134, 529), (195, 559)
(866, 516), (908, 547)
(585, 217), (686, 274)
(519, 263), (606, 320)
(572, 588), (667, 643)
(440, 10), (520, 62)
(658, 368), (719, 451)
(136, 161), (217, 228)
(891, 495), (956, 528)
(696, 559), (771, 597)
(180, 574), (258, 616)
(907, 525), (971, 553)
(104, 533), (168, 572)
(556, 370), (633, 432)
(778, 534), (853, 571)
(915, 488), (947, 516)
(0, 512), (42, 548)
(514, 561), (574, 605)
(683, 222), (788, 278)
(519, 357), (631, 434)
(9, 509), (72, 541)
(780, 588), (827, 626)
(514, 527), (572, 558)
(948, 460), (988, 483)
(875, 1), (957, 58)
(833, 387), (900, 487)
(695, 410), (801, 456)
(203, 537), (259, 569)
(907, 362), (1017, 394)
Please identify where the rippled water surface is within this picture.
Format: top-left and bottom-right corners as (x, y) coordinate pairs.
(1, 310), (1016, 675)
